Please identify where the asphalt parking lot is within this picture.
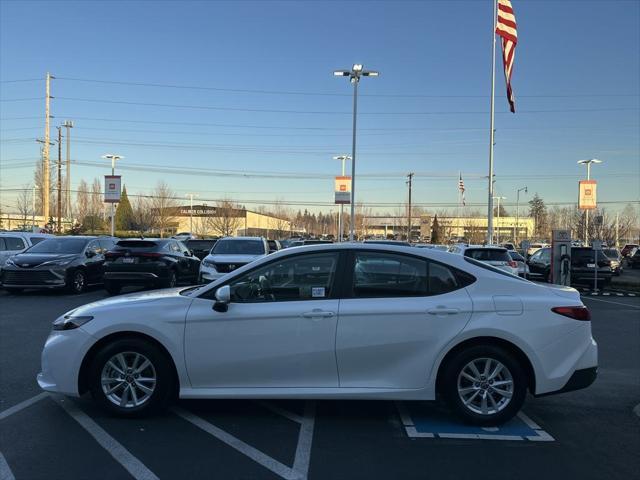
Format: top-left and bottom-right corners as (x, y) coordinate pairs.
(1, 287), (639, 480)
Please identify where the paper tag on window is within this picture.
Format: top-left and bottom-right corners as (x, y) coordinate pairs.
(311, 287), (325, 298)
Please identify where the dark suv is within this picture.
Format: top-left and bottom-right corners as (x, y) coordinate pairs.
(527, 247), (613, 286)
(103, 239), (200, 294)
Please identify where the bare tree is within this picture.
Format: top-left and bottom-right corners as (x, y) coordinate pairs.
(149, 182), (179, 238)
(131, 196), (156, 237)
(270, 201), (292, 239)
(207, 198), (243, 237)
(15, 186), (32, 228)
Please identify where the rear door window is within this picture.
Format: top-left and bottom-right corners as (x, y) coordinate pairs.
(4, 237), (25, 250)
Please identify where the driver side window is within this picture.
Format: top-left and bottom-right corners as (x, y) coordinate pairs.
(229, 252), (339, 303)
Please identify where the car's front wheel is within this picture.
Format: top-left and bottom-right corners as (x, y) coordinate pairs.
(441, 345), (527, 426)
(67, 269), (86, 294)
(89, 338), (175, 416)
(162, 269), (177, 288)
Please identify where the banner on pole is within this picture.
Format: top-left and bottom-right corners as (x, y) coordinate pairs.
(104, 175), (122, 203)
(335, 176), (352, 204)
(578, 180), (597, 210)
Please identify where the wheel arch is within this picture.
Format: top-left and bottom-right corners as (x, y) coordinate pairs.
(435, 336), (536, 395)
(78, 330), (179, 397)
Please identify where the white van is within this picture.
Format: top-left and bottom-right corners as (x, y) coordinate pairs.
(0, 232), (53, 267)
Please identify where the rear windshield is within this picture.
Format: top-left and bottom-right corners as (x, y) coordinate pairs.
(464, 257), (527, 281)
(27, 237), (89, 254)
(212, 239), (265, 255)
(464, 249), (511, 262)
(603, 249), (619, 258)
(571, 249), (609, 262)
(186, 240), (217, 249)
(115, 240), (161, 249)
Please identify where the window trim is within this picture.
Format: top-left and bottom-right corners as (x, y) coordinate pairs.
(198, 250), (348, 303)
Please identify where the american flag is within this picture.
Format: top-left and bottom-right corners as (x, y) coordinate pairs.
(458, 172), (466, 206)
(495, 0), (518, 113)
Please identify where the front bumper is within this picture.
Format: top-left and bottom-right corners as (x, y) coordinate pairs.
(1, 267), (67, 288)
(37, 327), (95, 396)
(199, 264), (226, 282)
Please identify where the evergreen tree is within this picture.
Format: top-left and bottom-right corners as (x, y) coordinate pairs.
(115, 185), (134, 231)
(431, 214), (441, 244)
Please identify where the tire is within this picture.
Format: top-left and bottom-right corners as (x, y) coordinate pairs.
(440, 345), (528, 426)
(67, 269), (86, 294)
(162, 269), (177, 288)
(545, 269), (552, 283)
(88, 337), (175, 417)
(104, 280), (122, 295)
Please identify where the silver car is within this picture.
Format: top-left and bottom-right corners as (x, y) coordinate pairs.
(199, 236), (268, 282)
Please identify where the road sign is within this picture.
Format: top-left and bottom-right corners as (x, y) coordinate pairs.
(578, 180), (597, 210)
(552, 229), (571, 242)
(335, 176), (352, 204)
(104, 175), (121, 203)
(592, 240), (602, 250)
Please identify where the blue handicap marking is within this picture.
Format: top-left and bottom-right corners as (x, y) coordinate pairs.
(397, 402), (554, 441)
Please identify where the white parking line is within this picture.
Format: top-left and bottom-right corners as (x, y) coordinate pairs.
(0, 452), (16, 480)
(582, 296), (640, 308)
(53, 396), (159, 480)
(256, 401), (305, 424)
(292, 402), (316, 478)
(0, 392), (48, 421)
(174, 407), (300, 480)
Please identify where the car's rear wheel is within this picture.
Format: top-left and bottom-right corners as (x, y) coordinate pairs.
(67, 269), (86, 294)
(441, 345), (527, 426)
(104, 280), (122, 295)
(162, 269), (177, 288)
(89, 338), (174, 416)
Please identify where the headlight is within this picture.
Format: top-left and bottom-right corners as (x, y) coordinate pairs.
(202, 259), (215, 268)
(5, 258), (16, 267)
(52, 314), (94, 331)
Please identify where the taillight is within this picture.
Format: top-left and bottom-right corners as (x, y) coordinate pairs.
(551, 306), (591, 321)
(509, 261), (518, 268)
(139, 252), (162, 258)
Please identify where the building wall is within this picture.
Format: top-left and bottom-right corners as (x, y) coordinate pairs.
(173, 207), (292, 238)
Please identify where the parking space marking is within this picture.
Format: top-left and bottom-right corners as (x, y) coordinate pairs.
(0, 392), (48, 421)
(52, 396), (159, 480)
(0, 452), (16, 480)
(582, 297), (640, 308)
(174, 406), (301, 480)
(257, 401), (305, 424)
(396, 403), (554, 442)
(292, 402), (316, 477)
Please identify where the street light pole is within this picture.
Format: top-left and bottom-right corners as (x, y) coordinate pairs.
(515, 186), (527, 245)
(101, 154), (124, 236)
(577, 158), (602, 245)
(186, 193), (197, 233)
(332, 155), (350, 242)
(334, 64), (379, 241)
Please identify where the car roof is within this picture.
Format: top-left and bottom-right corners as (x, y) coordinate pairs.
(218, 236), (265, 241)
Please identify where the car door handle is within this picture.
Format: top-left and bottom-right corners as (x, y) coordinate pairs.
(302, 310), (335, 319)
(427, 307), (460, 315)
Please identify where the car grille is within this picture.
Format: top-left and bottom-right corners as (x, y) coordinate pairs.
(215, 263), (247, 273)
(1, 270), (59, 285)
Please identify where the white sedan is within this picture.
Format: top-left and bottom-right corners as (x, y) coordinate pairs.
(38, 244), (597, 425)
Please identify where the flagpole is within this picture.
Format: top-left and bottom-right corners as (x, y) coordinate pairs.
(487, 0), (498, 244)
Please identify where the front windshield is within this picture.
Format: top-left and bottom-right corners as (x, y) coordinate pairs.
(26, 238), (88, 254)
(211, 240), (265, 255)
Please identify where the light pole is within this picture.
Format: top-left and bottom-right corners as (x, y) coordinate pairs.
(185, 193), (197, 233)
(334, 64), (379, 241)
(101, 154), (124, 236)
(492, 196), (506, 244)
(515, 186), (527, 245)
(577, 159), (602, 245)
(332, 154), (351, 242)
(32, 185), (39, 229)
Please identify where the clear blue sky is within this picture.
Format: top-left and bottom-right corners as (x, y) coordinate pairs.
(1, 0), (639, 215)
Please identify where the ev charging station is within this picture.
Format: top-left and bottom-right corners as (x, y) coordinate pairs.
(551, 229), (572, 286)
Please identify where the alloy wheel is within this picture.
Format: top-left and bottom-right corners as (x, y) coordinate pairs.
(73, 271), (85, 293)
(457, 357), (514, 416)
(101, 352), (157, 408)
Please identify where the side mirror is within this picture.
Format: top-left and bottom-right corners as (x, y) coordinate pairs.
(86, 250), (96, 258)
(213, 285), (231, 312)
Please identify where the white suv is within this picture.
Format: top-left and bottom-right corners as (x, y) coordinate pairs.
(0, 232), (53, 267)
(199, 237), (269, 283)
(450, 245), (519, 276)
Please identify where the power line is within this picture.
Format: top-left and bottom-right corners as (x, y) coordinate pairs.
(54, 96), (640, 115)
(53, 76), (640, 99)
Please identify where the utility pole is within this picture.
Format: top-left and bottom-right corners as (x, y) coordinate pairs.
(406, 172), (414, 242)
(63, 120), (73, 219)
(43, 72), (54, 224)
(57, 127), (62, 233)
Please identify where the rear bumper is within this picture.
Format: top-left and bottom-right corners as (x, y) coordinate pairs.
(535, 367), (597, 397)
(103, 267), (169, 284)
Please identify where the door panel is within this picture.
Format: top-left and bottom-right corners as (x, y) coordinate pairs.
(185, 298), (339, 387)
